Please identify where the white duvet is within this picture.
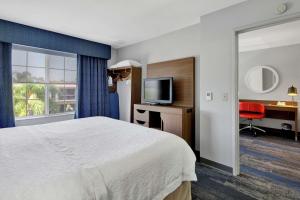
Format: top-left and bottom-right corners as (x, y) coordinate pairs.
(0, 117), (196, 200)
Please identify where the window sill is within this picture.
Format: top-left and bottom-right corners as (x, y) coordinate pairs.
(15, 113), (75, 126)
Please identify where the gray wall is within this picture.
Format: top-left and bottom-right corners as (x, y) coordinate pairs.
(239, 44), (300, 129)
(200, 0), (300, 168)
(117, 23), (201, 150)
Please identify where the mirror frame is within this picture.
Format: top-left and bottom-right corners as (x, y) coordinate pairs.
(245, 65), (279, 94)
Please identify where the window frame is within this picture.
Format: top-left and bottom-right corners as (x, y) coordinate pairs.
(12, 45), (77, 119)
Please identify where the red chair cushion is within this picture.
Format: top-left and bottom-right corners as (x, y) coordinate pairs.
(239, 102), (265, 119)
(240, 112), (265, 119)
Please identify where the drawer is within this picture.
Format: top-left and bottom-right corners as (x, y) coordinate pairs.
(134, 109), (149, 122)
(134, 119), (149, 127)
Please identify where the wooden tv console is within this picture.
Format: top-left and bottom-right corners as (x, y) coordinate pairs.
(134, 104), (193, 146)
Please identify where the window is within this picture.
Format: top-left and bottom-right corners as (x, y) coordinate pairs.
(12, 45), (77, 118)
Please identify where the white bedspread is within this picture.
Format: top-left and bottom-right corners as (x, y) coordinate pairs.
(0, 117), (196, 200)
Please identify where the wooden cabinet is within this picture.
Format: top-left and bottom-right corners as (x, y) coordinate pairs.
(134, 104), (193, 146)
(161, 113), (182, 137)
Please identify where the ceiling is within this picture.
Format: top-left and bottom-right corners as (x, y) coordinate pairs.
(239, 20), (300, 52)
(0, 0), (245, 48)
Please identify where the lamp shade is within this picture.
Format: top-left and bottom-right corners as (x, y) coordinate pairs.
(288, 85), (298, 96)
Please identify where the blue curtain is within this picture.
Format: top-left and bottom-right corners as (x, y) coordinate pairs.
(109, 92), (119, 120)
(0, 19), (111, 59)
(0, 42), (15, 128)
(76, 55), (110, 118)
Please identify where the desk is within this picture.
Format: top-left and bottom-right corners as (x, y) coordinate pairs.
(134, 104), (193, 146)
(240, 99), (298, 141)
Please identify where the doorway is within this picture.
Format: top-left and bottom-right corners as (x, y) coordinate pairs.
(235, 19), (300, 198)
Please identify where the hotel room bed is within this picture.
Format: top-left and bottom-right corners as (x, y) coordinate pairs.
(0, 117), (196, 200)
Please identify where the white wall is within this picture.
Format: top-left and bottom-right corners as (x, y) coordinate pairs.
(200, 0), (300, 168)
(239, 44), (300, 130)
(117, 23), (201, 150)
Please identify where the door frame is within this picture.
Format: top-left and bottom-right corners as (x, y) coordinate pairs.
(232, 13), (300, 176)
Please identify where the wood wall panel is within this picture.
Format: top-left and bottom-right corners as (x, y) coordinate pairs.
(147, 57), (195, 108)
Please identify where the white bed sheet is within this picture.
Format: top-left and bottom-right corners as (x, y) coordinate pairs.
(0, 117), (196, 200)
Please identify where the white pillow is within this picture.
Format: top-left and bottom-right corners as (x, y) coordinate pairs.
(109, 64), (118, 69)
(109, 60), (142, 68)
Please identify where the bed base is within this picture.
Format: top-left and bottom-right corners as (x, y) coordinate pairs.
(164, 182), (191, 200)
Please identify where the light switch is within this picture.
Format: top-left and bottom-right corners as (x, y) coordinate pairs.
(206, 91), (213, 101)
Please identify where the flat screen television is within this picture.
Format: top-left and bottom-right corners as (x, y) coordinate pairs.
(144, 77), (173, 104)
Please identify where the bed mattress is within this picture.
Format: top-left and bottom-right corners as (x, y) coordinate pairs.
(0, 117), (196, 200)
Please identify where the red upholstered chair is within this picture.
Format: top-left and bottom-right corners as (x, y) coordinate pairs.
(239, 102), (266, 136)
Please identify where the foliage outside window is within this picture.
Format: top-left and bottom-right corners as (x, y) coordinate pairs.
(12, 46), (77, 118)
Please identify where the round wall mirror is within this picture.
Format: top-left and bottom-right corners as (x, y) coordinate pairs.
(245, 66), (279, 94)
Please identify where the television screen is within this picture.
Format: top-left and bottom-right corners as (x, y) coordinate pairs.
(144, 77), (173, 104)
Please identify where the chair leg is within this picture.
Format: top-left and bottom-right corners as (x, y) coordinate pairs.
(249, 123), (257, 137)
(239, 126), (251, 132)
(252, 126), (266, 133)
(239, 119), (265, 136)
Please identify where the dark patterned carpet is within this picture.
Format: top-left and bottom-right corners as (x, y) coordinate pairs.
(192, 134), (300, 200)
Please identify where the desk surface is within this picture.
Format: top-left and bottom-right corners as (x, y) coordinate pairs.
(266, 104), (298, 108)
(265, 104), (298, 112)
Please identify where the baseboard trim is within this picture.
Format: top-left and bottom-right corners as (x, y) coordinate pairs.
(199, 157), (233, 173)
